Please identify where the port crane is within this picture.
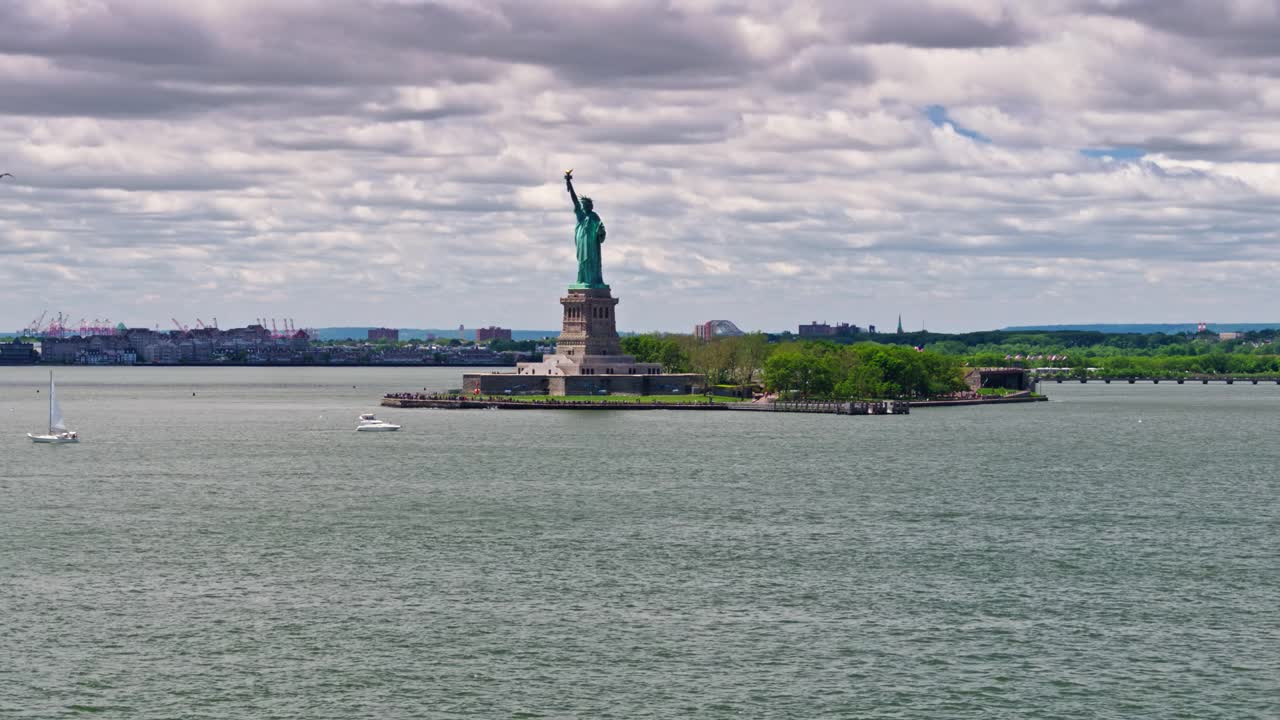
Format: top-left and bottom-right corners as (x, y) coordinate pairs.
(45, 312), (69, 338)
(25, 310), (47, 335)
(245, 316), (296, 338)
(266, 318), (299, 339)
(77, 318), (114, 336)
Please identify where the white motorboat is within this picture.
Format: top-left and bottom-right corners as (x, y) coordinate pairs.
(29, 371), (79, 444)
(356, 412), (400, 432)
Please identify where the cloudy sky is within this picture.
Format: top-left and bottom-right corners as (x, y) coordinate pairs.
(3, 0), (1280, 333)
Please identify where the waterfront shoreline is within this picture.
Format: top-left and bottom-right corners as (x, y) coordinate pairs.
(3, 362), (518, 369)
(381, 395), (912, 414)
(384, 396), (728, 411)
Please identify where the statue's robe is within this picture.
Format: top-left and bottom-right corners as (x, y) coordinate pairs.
(574, 207), (606, 287)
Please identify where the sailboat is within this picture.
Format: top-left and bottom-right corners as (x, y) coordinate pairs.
(28, 371), (79, 444)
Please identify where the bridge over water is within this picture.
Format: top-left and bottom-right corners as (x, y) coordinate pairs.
(1036, 375), (1280, 385)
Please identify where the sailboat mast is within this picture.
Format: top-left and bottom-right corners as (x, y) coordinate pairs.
(48, 371), (53, 434)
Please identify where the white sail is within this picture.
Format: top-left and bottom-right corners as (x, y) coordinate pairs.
(49, 373), (67, 433)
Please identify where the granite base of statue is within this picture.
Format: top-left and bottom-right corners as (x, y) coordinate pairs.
(463, 173), (704, 397)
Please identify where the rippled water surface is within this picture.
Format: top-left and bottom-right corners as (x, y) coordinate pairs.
(2, 367), (1278, 718)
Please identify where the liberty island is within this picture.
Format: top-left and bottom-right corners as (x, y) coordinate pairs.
(462, 173), (702, 396)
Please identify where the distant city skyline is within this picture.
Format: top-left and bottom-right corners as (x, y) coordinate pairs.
(4, 2), (1280, 332)
(16, 314), (1280, 339)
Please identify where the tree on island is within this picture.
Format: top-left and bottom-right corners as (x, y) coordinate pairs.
(763, 343), (965, 399)
(620, 335), (689, 373)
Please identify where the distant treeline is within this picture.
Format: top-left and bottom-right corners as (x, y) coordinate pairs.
(769, 328), (1280, 366)
(620, 334), (966, 399)
(622, 327), (1280, 393)
(1033, 355), (1280, 377)
(1004, 323), (1280, 334)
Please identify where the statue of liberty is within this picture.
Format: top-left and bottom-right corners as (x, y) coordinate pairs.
(564, 170), (607, 289)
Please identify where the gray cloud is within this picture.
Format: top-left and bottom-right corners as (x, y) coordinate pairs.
(3, 0), (1280, 332)
(1083, 0), (1280, 58)
(0, 1), (759, 87)
(768, 47), (877, 93)
(0, 72), (283, 117)
(847, 4), (1034, 48)
(477, 2), (757, 81)
(0, 3), (219, 66)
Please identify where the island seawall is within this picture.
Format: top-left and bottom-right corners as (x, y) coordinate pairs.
(383, 395), (912, 414)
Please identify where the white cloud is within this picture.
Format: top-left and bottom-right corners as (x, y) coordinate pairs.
(3, 0), (1280, 332)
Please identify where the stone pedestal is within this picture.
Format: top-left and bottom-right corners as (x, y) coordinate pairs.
(464, 286), (705, 397)
(556, 288), (622, 359)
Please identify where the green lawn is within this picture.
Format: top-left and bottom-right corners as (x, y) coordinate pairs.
(478, 394), (747, 404)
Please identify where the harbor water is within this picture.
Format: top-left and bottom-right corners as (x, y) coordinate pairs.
(2, 367), (1277, 718)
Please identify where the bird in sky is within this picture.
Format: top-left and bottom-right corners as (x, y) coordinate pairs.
(0, 173), (12, 179)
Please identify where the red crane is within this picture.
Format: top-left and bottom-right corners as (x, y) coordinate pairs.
(41, 313), (68, 338)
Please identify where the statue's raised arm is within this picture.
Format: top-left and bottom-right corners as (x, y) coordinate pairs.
(565, 169), (582, 216)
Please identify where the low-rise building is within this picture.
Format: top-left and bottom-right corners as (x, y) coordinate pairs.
(476, 326), (512, 342)
(41, 337), (87, 364)
(964, 367), (1032, 392)
(799, 321), (832, 336)
(140, 340), (180, 364)
(798, 321), (861, 337)
(0, 338), (38, 364)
